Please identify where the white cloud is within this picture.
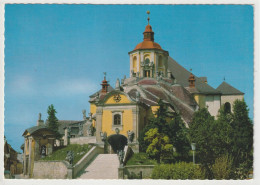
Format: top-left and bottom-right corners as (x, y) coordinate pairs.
(6, 75), (99, 97)
(7, 75), (36, 96)
(53, 78), (99, 96)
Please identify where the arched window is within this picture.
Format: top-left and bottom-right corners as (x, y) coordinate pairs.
(224, 102), (231, 113)
(158, 56), (163, 68)
(133, 56), (137, 71)
(114, 114), (121, 125)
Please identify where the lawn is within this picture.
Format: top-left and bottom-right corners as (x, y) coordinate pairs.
(40, 144), (92, 165)
(126, 152), (157, 165)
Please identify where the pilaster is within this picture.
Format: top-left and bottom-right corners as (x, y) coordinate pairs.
(96, 107), (103, 143)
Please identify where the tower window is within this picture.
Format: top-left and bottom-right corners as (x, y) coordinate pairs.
(114, 114), (121, 125)
(158, 56), (163, 68)
(133, 56), (137, 72)
(224, 102), (231, 113)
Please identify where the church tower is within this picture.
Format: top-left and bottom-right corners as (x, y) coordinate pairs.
(128, 11), (169, 78)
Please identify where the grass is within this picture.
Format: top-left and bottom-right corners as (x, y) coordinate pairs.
(40, 144), (92, 165)
(126, 152), (157, 165)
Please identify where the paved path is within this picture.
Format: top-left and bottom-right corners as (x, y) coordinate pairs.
(77, 154), (119, 179)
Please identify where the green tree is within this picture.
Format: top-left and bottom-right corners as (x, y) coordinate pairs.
(139, 99), (190, 158)
(144, 128), (173, 163)
(47, 104), (61, 139)
(189, 107), (216, 178)
(230, 99), (253, 174)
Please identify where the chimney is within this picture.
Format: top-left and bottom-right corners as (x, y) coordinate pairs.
(37, 113), (44, 126)
(188, 72), (196, 88)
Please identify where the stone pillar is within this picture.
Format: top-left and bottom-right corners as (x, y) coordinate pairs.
(23, 138), (27, 175)
(132, 106), (140, 142)
(34, 138), (40, 161)
(137, 52), (140, 74)
(118, 167), (124, 179)
(130, 54), (133, 77)
(67, 166), (73, 179)
(47, 139), (54, 155)
(28, 137), (33, 177)
(64, 128), (68, 146)
(96, 107), (103, 143)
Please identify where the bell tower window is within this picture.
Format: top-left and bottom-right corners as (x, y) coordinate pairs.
(114, 114), (121, 125)
(133, 56), (137, 73)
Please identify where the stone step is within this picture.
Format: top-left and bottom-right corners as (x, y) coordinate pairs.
(77, 154), (119, 179)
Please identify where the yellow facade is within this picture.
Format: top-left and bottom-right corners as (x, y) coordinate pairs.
(194, 94), (206, 108)
(101, 109), (133, 137)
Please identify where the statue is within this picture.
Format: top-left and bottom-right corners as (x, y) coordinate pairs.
(66, 151), (74, 165)
(118, 150), (125, 165)
(67, 127), (71, 138)
(127, 130), (135, 143)
(41, 145), (46, 158)
(82, 109), (87, 120)
(115, 128), (120, 135)
(115, 78), (120, 90)
(87, 123), (93, 136)
(101, 132), (107, 142)
(38, 113), (42, 121)
(78, 123), (83, 136)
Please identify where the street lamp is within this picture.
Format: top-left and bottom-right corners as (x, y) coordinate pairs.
(191, 143), (196, 165)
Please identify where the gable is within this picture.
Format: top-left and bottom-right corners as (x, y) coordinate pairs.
(105, 93), (132, 104)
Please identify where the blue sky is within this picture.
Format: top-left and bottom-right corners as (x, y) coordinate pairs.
(4, 4), (253, 152)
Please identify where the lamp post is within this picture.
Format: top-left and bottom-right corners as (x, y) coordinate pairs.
(191, 143), (196, 165)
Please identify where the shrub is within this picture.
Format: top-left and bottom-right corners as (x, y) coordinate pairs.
(151, 162), (205, 179)
(211, 154), (233, 179)
(126, 153), (157, 166)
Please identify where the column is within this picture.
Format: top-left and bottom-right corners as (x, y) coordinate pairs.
(96, 107), (103, 143)
(23, 138), (27, 175)
(132, 106), (140, 142)
(130, 54), (133, 77)
(28, 137), (33, 177)
(34, 138), (40, 161)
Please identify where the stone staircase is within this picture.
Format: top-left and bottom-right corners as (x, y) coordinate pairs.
(77, 154), (120, 179)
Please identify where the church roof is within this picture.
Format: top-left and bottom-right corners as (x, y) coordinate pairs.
(167, 57), (221, 95)
(216, 81), (244, 95)
(123, 77), (197, 124)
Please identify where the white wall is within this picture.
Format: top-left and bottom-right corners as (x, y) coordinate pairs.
(205, 95), (221, 117)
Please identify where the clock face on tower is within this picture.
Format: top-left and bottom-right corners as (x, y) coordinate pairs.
(113, 94), (121, 103)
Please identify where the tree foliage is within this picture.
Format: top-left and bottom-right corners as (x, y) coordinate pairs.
(47, 104), (61, 139)
(139, 99), (190, 158)
(230, 99), (253, 172)
(144, 128), (173, 163)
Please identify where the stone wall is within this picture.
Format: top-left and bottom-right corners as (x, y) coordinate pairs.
(70, 136), (96, 145)
(120, 165), (155, 179)
(33, 161), (68, 179)
(73, 146), (103, 178)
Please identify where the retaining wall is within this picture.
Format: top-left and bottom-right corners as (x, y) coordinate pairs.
(33, 161), (68, 179)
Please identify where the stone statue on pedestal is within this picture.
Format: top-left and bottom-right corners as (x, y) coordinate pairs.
(127, 130), (135, 143)
(66, 151), (74, 165)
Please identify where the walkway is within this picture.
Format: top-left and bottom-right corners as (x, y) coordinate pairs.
(77, 154), (120, 179)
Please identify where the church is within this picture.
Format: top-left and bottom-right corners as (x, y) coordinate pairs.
(21, 12), (244, 177)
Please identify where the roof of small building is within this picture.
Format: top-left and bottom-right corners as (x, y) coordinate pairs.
(216, 81), (244, 95)
(23, 125), (48, 136)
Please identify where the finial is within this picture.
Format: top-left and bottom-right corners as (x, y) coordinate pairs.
(147, 10), (150, 25)
(103, 72), (107, 79)
(224, 76), (225, 81)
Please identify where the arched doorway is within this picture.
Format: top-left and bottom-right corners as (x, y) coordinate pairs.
(107, 131), (127, 154)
